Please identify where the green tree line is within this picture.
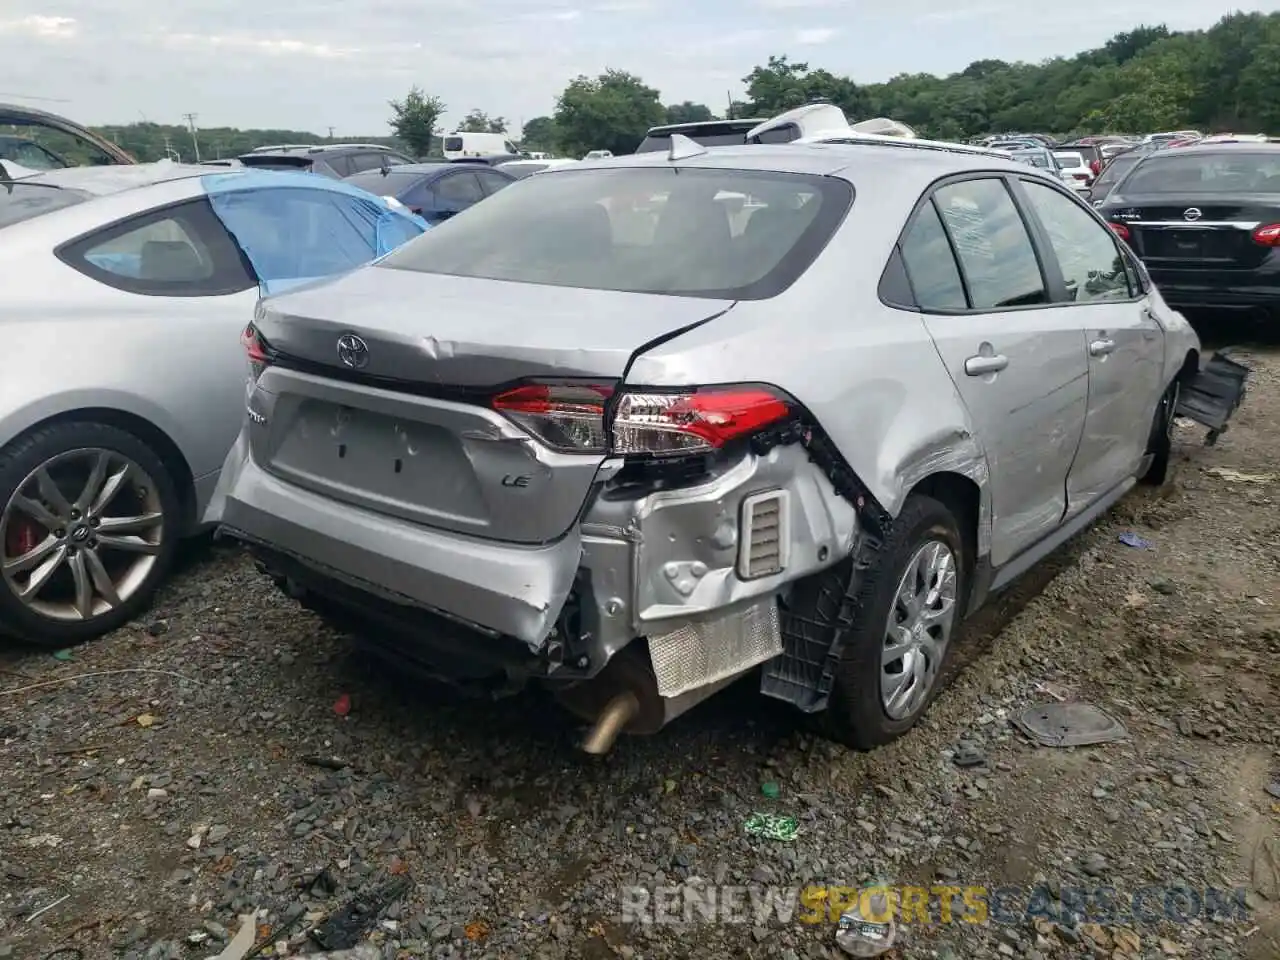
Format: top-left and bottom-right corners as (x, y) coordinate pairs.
(77, 11), (1280, 163)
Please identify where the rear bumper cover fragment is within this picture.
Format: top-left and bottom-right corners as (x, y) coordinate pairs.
(1175, 351), (1251, 444)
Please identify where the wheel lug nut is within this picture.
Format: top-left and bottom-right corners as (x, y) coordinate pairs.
(88, 539), (98, 549)
(70, 509), (80, 520)
(55, 529), (65, 539)
(89, 518), (100, 527)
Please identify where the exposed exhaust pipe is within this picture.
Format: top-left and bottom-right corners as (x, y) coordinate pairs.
(581, 690), (640, 755)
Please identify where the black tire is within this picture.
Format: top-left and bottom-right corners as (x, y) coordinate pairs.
(819, 494), (968, 749)
(1139, 379), (1179, 486)
(0, 421), (182, 647)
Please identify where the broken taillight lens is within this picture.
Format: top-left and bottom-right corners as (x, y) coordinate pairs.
(611, 388), (792, 456)
(1107, 222), (1131, 242)
(490, 382), (794, 457)
(241, 323), (273, 383)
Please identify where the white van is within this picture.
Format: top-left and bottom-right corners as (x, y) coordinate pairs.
(442, 132), (520, 159)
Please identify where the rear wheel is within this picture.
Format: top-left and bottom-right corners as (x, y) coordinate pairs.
(1140, 379), (1180, 486)
(0, 422), (180, 647)
(821, 495), (967, 749)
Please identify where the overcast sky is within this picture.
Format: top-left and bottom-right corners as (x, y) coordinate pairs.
(3, 1), (1277, 137)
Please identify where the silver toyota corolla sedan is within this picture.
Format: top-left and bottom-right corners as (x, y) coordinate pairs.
(0, 162), (425, 647)
(208, 139), (1246, 751)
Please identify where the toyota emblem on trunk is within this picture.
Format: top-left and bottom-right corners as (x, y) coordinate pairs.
(337, 334), (370, 369)
(1183, 207), (1202, 221)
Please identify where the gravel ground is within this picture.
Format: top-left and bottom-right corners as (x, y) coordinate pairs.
(1, 345), (1278, 960)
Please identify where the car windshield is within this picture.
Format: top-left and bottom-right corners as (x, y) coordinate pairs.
(239, 155), (314, 170)
(1096, 154), (1140, 185)
(378, 166), (853, 300)
(0, 182), (91, 228)
(343, 169), (435, 193)
(636, 130), (753, 152)
(1118, 152), (1280, 194)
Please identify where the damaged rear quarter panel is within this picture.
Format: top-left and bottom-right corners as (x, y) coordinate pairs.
(624, 180), (992, 545)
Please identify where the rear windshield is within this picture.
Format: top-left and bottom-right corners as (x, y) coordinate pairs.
(1096, 153), (1141, 185)
(379, 166), (852, 300)
(239, 155), (314, 170)
(0, 183), (90, 228)
(443, 137), (463, 152)
(497, 163), (548, 178)
(1118, 152), (1280, 194)
(343, 169), (434, 193)
(1054, 152), (1084, 167)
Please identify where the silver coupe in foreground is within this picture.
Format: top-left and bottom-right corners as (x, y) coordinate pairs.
(0, 162), (424, 646)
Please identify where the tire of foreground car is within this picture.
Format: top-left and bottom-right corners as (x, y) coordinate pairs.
(0, 421), (181, 647)
(1139, 380), (1179, 486)
(821, 494), (968, 750)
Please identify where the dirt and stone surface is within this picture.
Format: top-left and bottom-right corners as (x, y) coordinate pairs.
(1, 345), (1277, 960)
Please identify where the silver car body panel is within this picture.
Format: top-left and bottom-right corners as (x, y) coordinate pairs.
(210, 142), (1202, 684)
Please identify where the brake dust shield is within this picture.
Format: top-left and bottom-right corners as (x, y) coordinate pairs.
(1011, 702), (1128, 747)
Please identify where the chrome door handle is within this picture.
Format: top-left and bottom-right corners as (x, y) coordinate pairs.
(964, 354), (1009, 376)
(1089, 338), (1117, 357)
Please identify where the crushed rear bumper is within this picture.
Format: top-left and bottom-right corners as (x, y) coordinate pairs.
(1174, 351), (1251, 444)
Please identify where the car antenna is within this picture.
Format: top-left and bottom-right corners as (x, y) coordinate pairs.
(379, 153), (391, 177)
(667, 133), (707, 161)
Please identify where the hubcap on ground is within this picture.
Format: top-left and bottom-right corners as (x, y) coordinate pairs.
(881, 539), (958, 720)
(0, 448), (164, 622)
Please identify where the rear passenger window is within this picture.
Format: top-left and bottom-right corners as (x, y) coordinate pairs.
(900, 201), (967, 310)
(1019, 180), (1131, 303)
(58, 199), (255, 297)
(933, 178), (1047, 310)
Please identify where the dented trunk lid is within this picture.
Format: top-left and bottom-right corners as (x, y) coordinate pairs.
(247, 265), (733, 545)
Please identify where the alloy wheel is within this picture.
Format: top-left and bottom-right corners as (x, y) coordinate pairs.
(0, 448), (165, 622)
(880, 539), (959, 720)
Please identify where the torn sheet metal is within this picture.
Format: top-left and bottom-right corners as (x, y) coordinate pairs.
(1011, 702), (1128, 747)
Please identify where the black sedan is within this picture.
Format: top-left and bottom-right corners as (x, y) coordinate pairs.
(1099, 143), (1280, 315)
(343, 162), (515, 224)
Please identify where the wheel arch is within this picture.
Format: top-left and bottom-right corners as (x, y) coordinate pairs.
(1, 407), (197, 532)
(906, 470), (983, 603)
(1177, 348), (1201, 384)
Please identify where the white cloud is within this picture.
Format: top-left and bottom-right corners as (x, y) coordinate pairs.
(0, 0), (1272, 138)
(795, 27), (838, 44)
(0, 14), (77, 38)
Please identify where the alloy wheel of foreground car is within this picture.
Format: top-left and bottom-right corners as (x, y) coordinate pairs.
(821, 494), (968, 749)
(880, 539), (959, 721)
(0, 422), (180, 646)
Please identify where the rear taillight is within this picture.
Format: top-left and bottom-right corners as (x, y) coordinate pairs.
(1090, 159), (1102, 174)
(1108, 222), (1131, 242)
(241, 323), (273, 383)
(611, 388), (791, 456)
(1252, 223), (1280, 246)
(490, 382), (794, 457)
(491, 382), (613, 453)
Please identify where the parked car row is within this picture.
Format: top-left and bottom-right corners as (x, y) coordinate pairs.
(0, 101), (1251, 756)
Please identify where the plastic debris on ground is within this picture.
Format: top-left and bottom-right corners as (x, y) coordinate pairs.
(952, 741), (987, 767)
(332, 693), (352, 717)
(52, 649), (73, 661)
(1205, 467), (1278, 484)
(835, 887), (898, 957)
(760, 781), (781, 798)
(1117, 532), (1151, 549)
(208, 913), (258, 960)
(1011, 702), (1128, 747)
(743, 812), (798, 842)
(309, 876), (411, 951)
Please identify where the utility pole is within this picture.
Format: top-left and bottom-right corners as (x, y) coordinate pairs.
(182, 112), (201, 162)
(328, 126), (335, 140)
(726, 91), (734, 120)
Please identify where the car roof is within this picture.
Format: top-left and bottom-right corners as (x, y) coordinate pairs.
(569, 141), (1028, 186)
(13, 160), (210, 196)
(1141, 142), (1280, 157)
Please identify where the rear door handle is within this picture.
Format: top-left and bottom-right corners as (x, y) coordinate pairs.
(964, 354), (1009, 376)
(1089, 338), (1117, 357)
